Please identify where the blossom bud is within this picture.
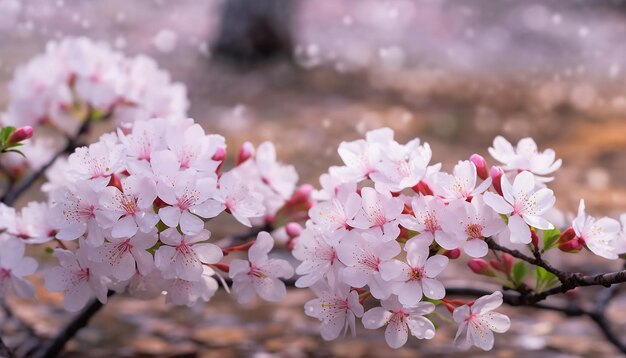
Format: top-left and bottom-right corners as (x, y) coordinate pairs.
(531, 230), (539, 251)
(502, 253), (514, 273)
(490, 166), (504, 195)
(236, 141), (254, 166)
(558, 227), (577, 244)
(211, 146), (226, 172)
(468, 259), (496, 277)
(285, 222), (302, 239)
(559, 237), (583, 253)
(7, 126), (33, 144)
(489, 259), (503, 272)
(443, 249), (461, 259)
(286, 184), (314, 206)
(470, 154), (489, 180)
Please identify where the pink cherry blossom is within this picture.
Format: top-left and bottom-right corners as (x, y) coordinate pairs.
(68, 141), (123, 189)
(11, 202), (57, 244)
(572, 199), (620, 260)
(399, 195), (456, 247)
(444, 196), (506, 257)
(308, 189), (361, 238)
(229, 232), (294, 304)
(44, 246), (110, 312)
(165, 266), (219, 306)
(50, 183), (104, 243)
(379, 239), (448, 305)
(90, 229), (159, 281)
(292, 229), (342, 288)
(489, 136), (562, 182)
(369, 138), (432, 193)
(336, 231), (401, 299)
(348, 187), (405, 242)
(483, 171), (555, 244)
(0, 238), (38, 298)
(304, 282), (364, 340)
(254, 141), (299, 199)
(453, 291), (511, 351)
(154, 229), (223, 281)
(362, 297), (436, 349)
(432, 160), (492, 202)
(166, 122), (223, 173)
(208, 171), (265, 227)
(157, 170), (217, 234)
(98, 175), (159, 239)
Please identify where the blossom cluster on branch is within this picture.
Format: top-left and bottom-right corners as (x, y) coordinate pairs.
(291, 129), (626, 350)
(0, 116), (307, 311)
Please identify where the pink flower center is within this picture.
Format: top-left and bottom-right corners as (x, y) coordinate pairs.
(465, 223), (484, 239)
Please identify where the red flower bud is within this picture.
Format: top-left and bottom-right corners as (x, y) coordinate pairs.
(236, 141), (254, 165)
(490, 166), (504, 195)
(443, 249), (461, 259)
(531, 230), (539, 251)
(7, 126), (33, 144)
(285, 222), (302, 238)
(211, 146), (226, 172)
(559, 237), (583, 253)
(468, 258), (496, 277)
(558, 227), (577, 243)
(470, 154), (489, 180)
(502, 253), (514, 273)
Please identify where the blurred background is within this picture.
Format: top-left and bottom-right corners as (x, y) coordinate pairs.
(1, 0), (626, 356)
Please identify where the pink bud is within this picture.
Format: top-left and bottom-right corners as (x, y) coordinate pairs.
(468, 258), (496, 277)
(286, 184), (314, 206)
(443, 249), (461, 259)
(236, 141), (255, 165)
(470, 154), (489, 180)
(559, 237), (583, 253)
(531, 230), (539, 251)
(211, 146), (226, 172)
(285, 222), (302, 238)
(7, 126), (33, 144)
(502, 253), (514, 273)
(558, 227), (577, 244)
(490, 166), (504, 195)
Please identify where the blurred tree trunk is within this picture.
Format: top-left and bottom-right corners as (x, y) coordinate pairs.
(214, 0), (297, 62)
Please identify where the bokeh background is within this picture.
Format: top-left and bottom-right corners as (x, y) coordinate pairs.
(1, 0), (626, 357)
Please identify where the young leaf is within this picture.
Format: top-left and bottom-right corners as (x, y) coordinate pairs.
(542, 227), (561, 253)
(512, 261), (529, 287)
(0, 126), (16, 146)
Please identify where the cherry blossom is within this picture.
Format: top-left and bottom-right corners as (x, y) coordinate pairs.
(308, 189), (361, 238)
(488, 136), (562, 182)
(68, 141), (123, 189)
(0, 238), (38, 298)
(400, 195), (456, 247)
(90, 229), (159, 281)
(444, 196), (506, 257)
(572, 200), (620, 259)
(154, 229), (223, 281)
(165, 122), (223, 173)
(292, 229), (342, 288)
(379, 239), (448, 305)
(44, 246), (110, 312)
(432, 160), (492, 202)
(362, 297), (436, 349)
(98, 175), (159, 239)
(304, 282), (364, 340)
(230, 232), (294, 304)
(329, 127), (393, 183)
(209, 171), (265, 227)
(49, 183), (103, 244)
(483, 171), (555, 244)
(348, 187), (405, 242)
(165, 266), (219, 306)
(453, 291), (511, 351)
(336, 231), (401, 299)
(10, 201), (56, 244)
(369, 137), (432, 193)
(157, 170), (217, 234)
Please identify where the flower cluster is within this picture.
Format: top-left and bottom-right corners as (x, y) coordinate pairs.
(0, 117), (301, 311)
(0, 37), (188, 175)
(291, 129), (626, 350)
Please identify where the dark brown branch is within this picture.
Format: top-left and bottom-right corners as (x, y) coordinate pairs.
(485, 238), (566, 281)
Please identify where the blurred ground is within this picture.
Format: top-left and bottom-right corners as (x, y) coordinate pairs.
(1, 0), (626, 357)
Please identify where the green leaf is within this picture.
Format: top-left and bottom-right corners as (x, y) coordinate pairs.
(512, 261), (529, 287)
(499, 214), (509, 225)
(542, 227), (561, 253)
(44, 247), (54, 254)
(0, 126), (15, 146)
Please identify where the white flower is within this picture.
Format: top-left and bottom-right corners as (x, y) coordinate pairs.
(348, 187), (405, 242)
(362, 297), (436, 349)
(68, 141), (123, 189)
(379, 239), (448, 305)
(44, 246), (110, 311)
(483, 171), (555, 244)
(209, 171), (266, 227)
(229, 232), (294, 304)
(432, 160), (492, 202)
(154, 229), (223, 281)
(90, 229), (159, 281)
(254, 141), (298, 199)
(453, 291), (511, 351)
(292, 229), (342, 288)
(166, 122), (222, 174)
(50, 183), (104, 243)
(157, 170), (217, 234)
(165, 266), (219, 306)
(572, 199), (620, 259)
(489, 136), (561, 182)
(98, 175), (159, 239)
(444, 196), (506, 257)
(370, 138), (432, 193)
(399, 195), (456, 247)
(308, 189), (361, 238)
(0, 238), (38, 298)
(336, 231), (401, 300)
(304, 282), (364, 340)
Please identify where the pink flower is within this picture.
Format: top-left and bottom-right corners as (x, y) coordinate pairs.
(399, 195), (456, 247)
(50, 183), (103, 243)
(489, 136), (561, 182)
(292, 229), (342, 288)
(0, 239), (38, 298)
(304, 282), (364, 340)
(68, 141), (123, 189)
(90, 229), (159, 281)
(432, 160), (492, 202)
(379, 239), (448, 306)
(155, 229), (223, 281)
(453, 291), (510, 351)
(208, 171), (265, 227)
(572, 199), (620, 259)
(483, 171), (555, 244)
(348, 187), (405, 242)
(230, 232), (294, 304)
(362, 297), (436, 348)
